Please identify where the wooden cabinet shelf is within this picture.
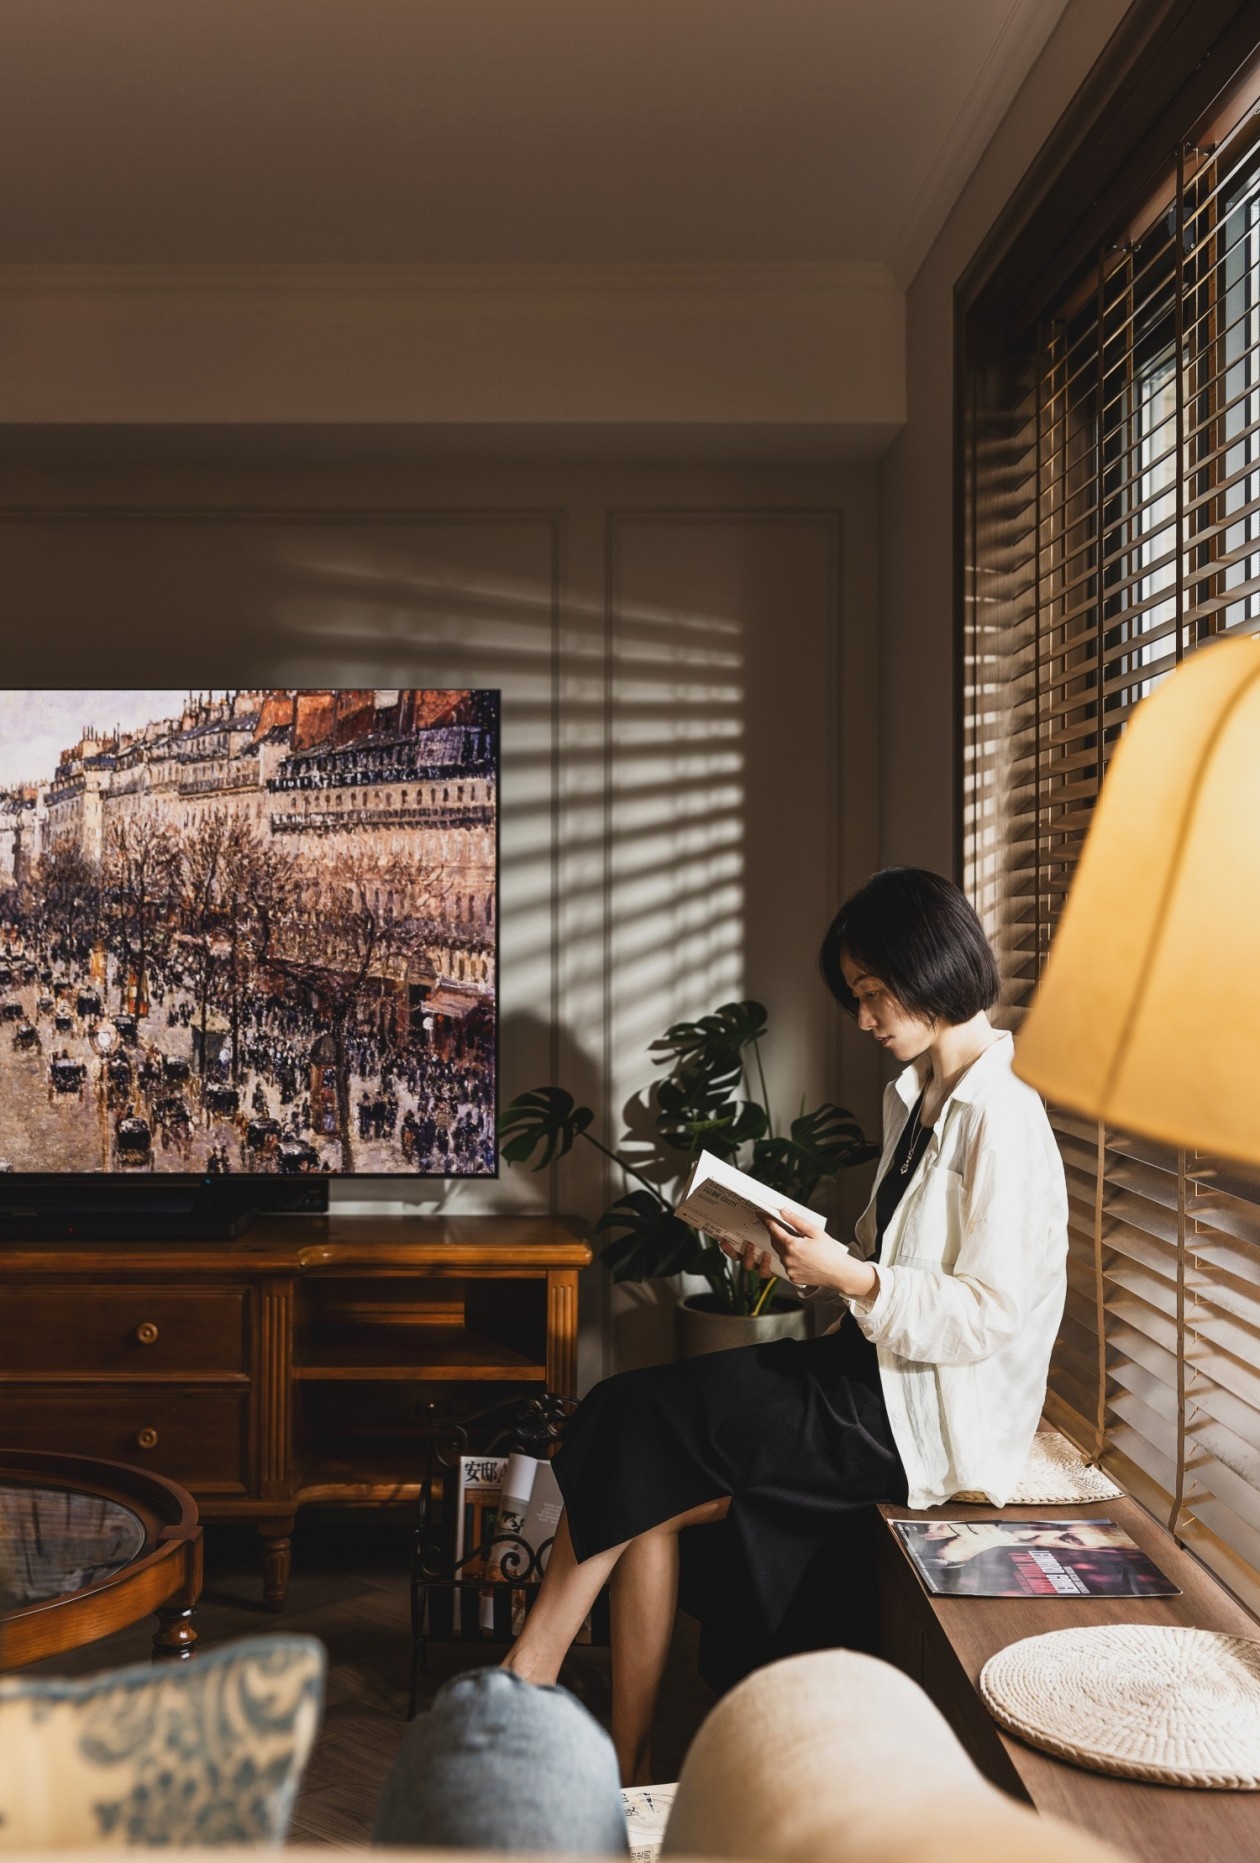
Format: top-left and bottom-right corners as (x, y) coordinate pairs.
(296, 1321), (547, 1380)
(0, 1214), (589, 1606)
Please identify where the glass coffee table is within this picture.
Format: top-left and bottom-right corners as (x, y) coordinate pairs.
(0, 1449), (201, 1671)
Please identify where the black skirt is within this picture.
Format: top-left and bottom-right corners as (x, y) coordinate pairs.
(552, 1315), (907, 1693)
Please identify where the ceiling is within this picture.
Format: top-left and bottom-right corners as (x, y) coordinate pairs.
(1, 0), (1072, 285)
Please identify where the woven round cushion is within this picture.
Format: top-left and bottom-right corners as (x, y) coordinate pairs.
(953, 1431), (1124, 1506)
(980, 1625), (1260, 1788)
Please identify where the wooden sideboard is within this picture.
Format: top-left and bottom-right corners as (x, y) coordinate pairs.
(0, 1214), (590, 1607)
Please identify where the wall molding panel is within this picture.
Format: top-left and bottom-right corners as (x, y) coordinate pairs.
(0, 461), (880, 1382)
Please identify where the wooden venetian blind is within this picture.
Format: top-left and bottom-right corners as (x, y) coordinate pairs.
(964, 81), (1260, 1615)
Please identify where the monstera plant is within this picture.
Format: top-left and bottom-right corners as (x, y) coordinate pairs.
(498, 1000), (878, 1317)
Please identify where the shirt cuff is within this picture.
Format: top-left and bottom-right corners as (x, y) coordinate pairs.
(847, 1263), (893, 1334)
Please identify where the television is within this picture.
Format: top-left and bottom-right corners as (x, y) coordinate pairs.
(0, 688), (499, 1234)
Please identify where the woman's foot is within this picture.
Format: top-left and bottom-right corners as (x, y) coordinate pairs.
(498, 1643), (555, 1684)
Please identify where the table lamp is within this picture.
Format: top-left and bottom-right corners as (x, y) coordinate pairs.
(1013, 633), (1260, 1166)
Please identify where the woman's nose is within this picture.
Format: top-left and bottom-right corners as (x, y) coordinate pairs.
(857, 1003), (873, 1031)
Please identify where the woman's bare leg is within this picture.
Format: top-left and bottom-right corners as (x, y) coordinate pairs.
(501, 1512), (626, 1685)
(502, 1498), (730, 1785)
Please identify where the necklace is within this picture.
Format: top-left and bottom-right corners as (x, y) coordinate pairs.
(898, 1094), (932, 1176)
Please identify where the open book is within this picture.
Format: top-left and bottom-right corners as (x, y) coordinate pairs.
(675, 1149), (822, 1282)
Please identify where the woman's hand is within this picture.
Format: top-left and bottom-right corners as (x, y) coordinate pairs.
(761, 1209), (879, 1301)
(718, 1235), (776, 1277)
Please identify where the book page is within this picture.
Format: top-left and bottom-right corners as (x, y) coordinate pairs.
(675, 1149), (821, 1280)
(621, 1784), (678, 1863)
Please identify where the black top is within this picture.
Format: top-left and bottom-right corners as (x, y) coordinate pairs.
(872, 1088), (933, 1260)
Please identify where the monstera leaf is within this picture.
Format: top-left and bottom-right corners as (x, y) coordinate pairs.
(791, 1103), (880, 1174)
(752, 1103), (880, 1201)
(497, 998), (878, 1310)
(498, 1087), (594, 1169)
(656, 1086), (768, 1160)
(650, 1000), (768, 1072)
(594, 1190), (716, 1283)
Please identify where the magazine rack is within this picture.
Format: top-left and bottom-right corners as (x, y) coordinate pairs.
(408, 1390), (610, 1718)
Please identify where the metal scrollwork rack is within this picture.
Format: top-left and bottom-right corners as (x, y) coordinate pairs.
(408, 1389), (609, 1719)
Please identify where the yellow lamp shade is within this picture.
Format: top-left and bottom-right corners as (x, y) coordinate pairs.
(1014, 634), (1260, 1165)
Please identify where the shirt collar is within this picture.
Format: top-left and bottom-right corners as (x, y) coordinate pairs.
(892, 1028), (1014, 1111)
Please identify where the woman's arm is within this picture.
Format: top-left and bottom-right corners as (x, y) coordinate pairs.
(750, 1220), (878, 1302)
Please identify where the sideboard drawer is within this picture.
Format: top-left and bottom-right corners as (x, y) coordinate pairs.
(0, 1286), (247, 1374)
(0, 1385), (249, 1493)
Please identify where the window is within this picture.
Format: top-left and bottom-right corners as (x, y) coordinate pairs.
(963, 80), (1260, 1614)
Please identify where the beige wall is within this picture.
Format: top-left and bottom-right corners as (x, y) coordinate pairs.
(0, 454), (881, 1382)
(876, 0), (1132, 877)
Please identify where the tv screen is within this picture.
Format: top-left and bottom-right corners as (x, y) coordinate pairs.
(0, 689), (498, 1179)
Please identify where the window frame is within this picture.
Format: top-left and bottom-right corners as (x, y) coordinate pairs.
(959, 0), (1260, 1618)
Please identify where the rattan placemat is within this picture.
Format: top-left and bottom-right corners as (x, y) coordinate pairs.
(980, 1625), (1260, 1787)
(954, 1431), (1124, 1505)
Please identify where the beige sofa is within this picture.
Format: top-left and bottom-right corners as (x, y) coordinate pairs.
(665, 1647), (1127, 1862)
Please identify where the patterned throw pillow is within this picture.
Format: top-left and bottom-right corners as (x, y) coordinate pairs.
(0, 1634), (324, 1849)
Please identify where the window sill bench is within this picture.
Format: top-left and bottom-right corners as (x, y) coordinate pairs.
(876, 1492), (1259, 1862)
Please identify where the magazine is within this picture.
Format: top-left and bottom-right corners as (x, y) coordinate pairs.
(454, 1450), (582, 1639)
(491, 1452), (540, 1575)
(894, 1516), (1180, 1598)
(621, 1784), (678, 1863)
(520, 1457), (564, 1572)
(675, 1148), (822, 1281)
(453, 1453), (508, 1631)
(511, 1457), (571, 1634)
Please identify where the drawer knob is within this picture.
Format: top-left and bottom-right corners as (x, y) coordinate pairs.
(136, 1427), (159, 1451)
(136, 1322), (160, 1346)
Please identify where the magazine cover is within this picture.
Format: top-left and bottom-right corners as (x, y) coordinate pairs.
(453, 1453), (507, 1630)
(894, 1517), (1181, 1598)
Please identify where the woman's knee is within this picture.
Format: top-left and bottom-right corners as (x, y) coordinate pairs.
(675, 1494), (731, 1531)
(373, 1667), (628, 1853)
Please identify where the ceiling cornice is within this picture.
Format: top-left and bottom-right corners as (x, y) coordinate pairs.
(887, 0), (1072, 289)
(0, 261), (898, 301)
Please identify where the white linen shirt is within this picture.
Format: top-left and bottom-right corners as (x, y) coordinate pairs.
(829, 1031), (1068, 1510)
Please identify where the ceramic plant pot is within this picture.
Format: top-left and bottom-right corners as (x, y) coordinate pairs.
(675, 1292), (808, 1359)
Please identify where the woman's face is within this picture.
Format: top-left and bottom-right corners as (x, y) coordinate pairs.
(1006, 1525), (1128, 1552)
(924, 1521), (1130, 1564)
(839, 952), (935, 1064)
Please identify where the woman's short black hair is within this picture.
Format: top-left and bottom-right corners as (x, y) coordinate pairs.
(818, 867), (999, 1025)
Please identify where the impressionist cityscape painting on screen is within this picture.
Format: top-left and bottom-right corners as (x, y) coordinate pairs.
(0, 689), (498, 1176)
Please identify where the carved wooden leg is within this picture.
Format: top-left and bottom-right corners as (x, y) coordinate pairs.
(153, 1604), (198, 1661)
(259, 1517), (295, 1611)
(152, 1523), (202, 1662)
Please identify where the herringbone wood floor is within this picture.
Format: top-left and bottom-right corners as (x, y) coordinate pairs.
(19, 1517), (718, 1846)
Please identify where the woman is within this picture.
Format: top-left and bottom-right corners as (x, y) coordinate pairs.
(501, 868), (1068, 1784)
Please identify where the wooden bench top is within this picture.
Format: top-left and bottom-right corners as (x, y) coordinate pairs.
(876, 1492), (1259, 1863)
